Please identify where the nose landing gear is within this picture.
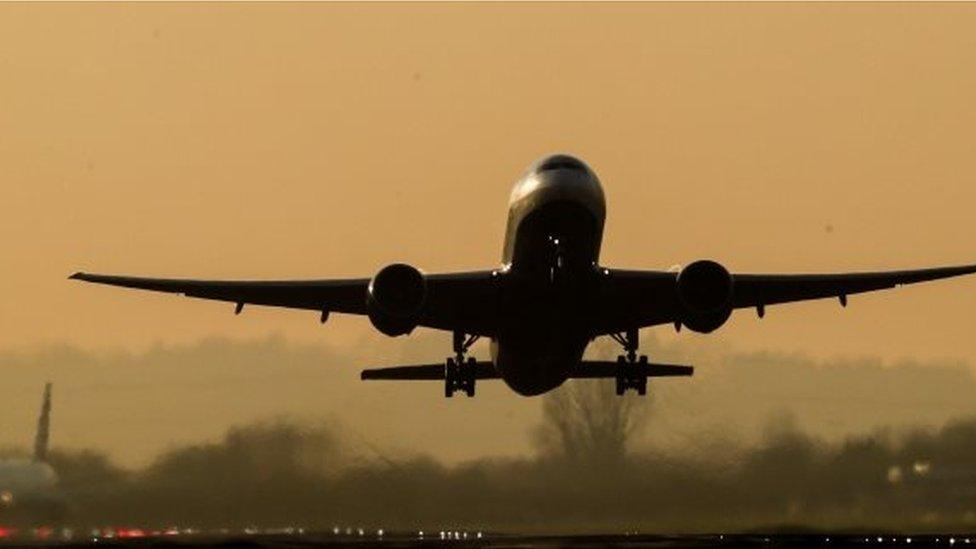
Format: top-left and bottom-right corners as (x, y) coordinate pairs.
(610, 328), (648, 395)
(445, 331), (480, 398)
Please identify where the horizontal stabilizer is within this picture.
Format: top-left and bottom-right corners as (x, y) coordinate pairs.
(361, 361), (691, 381)
(572, 361), (693, 378)
(361, 362), (499, 381)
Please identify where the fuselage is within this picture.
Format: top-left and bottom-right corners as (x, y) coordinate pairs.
(491, 154), (607, 395)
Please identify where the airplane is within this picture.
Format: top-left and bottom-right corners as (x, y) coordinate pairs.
(0, 383), (65, 527)
(71, 154), (976, 398)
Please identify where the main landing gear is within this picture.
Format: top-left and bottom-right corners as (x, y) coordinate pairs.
(609, 328), (648, 396)
(445, 331), (479, 398)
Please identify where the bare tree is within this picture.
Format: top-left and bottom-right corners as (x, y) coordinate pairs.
(534, 340), (649, 466)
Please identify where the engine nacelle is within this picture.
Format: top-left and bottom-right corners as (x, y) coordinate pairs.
(367, 263), (427, 336)
(676, 260), (734, 334)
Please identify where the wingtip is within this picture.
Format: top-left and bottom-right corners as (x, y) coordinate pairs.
(68, 272), (85, 280)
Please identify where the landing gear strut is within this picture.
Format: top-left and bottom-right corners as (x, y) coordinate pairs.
(445, 331), (479, 398)
(609, 328), (648, 396)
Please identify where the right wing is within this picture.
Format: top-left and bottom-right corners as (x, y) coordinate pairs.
(69, 272), (370, 314)
(70, 270), (500, 336)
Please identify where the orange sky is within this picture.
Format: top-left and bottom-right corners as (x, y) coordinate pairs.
(2, 3), (976, 463)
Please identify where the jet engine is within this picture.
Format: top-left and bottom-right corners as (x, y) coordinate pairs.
(367, 263), (427, 336)
(676, 259), (734, 333)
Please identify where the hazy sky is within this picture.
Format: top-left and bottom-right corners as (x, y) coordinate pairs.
(2, 4), (976, 462)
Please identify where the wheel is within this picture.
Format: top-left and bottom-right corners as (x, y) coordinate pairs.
(465, 383), (476, 397)
(444, 358), (457, 398)
(615, 356), (627, 395)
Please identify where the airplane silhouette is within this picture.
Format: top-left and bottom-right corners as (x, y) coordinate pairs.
(72, 154), (976, 397)
(0, 383), (63, 524)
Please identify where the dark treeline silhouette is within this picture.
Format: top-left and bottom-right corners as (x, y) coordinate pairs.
(34, 380), (976, 534)
(4, 334), (975, 469)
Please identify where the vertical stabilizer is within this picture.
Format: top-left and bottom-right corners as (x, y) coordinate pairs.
(33, 383), (52, 463)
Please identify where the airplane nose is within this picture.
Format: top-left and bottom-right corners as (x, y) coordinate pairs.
(531, 154), (591, 175)
(509, 154), (606, 224)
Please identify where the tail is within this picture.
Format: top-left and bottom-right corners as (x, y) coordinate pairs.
(33, 383), (52, 463)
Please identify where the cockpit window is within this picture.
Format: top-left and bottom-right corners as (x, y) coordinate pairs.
(537, 156), (586, 173)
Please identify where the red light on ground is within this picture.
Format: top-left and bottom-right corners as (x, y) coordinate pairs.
(116, 528), (146, 539)
(0, 527), (16, 538)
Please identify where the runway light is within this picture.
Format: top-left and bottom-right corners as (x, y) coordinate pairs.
(116, 528), (145, 539)
(913, 461), (932, 476)
(477, 532), (483, 539)
(907, 538), (912, 544)
(377, 529), (384, 537)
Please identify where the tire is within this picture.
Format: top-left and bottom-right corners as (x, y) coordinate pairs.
(444, 358), (456, 398)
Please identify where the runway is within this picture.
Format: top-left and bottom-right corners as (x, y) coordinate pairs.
(4, 531), (973, 548)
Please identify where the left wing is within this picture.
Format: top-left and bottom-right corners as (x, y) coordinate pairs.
(595, 263), (976, 333)
(731, 264), (976, 310)
(69, 270), (500, 336)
